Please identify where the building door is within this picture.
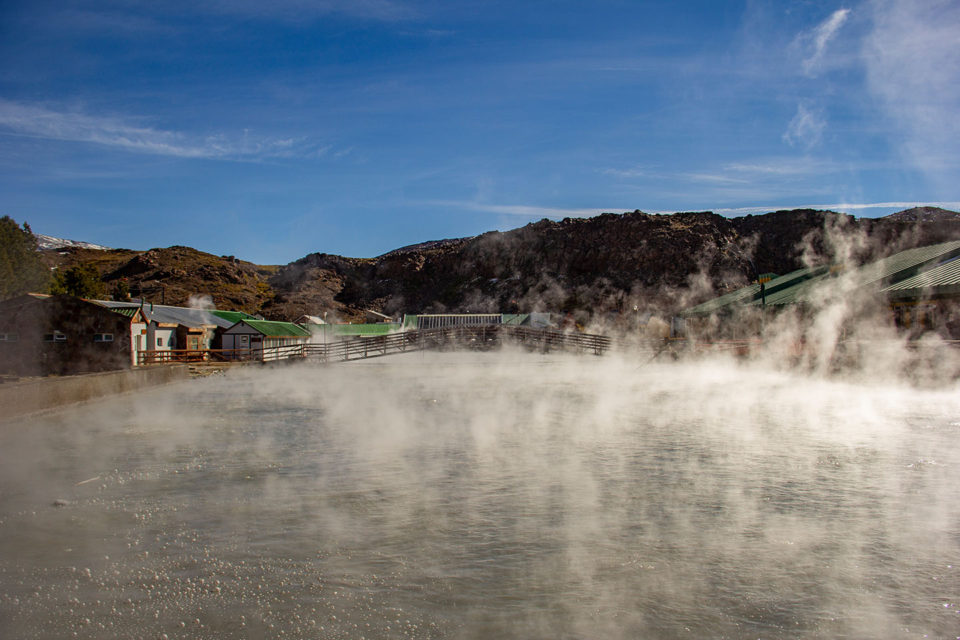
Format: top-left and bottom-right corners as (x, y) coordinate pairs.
(187, 334), (201, 361)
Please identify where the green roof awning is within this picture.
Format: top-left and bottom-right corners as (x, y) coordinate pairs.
(110, 307), (140, 318)
(211, 310), (257, 323)
(239, 320), (312, 337)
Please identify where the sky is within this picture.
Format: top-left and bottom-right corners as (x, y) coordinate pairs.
(1, 0), (959, 264)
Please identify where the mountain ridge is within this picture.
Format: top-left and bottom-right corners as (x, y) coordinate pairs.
(42, 207), (960, 322)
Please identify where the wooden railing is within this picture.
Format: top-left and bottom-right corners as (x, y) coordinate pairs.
(136, 325), (612, 366)
(138, 349), (236, 365)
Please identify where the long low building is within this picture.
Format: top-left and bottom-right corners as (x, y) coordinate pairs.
(679, 239), (960, 338)
(0, 294), (147, 375)
(221, 319), (312, 360)
(93, 300), (259, 352)
(402, 313), (555, 330)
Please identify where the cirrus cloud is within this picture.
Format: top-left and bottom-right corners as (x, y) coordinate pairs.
(864, 0), (960, 188)
(799, 8), (851, 77)
(0, 99), (327, 160)
(782, 103), (826, 149)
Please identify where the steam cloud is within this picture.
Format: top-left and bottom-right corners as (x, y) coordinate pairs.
(187, 293), (215, 310)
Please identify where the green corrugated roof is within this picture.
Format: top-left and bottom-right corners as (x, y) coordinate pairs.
(681, 267), (823, 317)
(681, 283), (760, 318)
(211, 310), (257, 323)
(110, 306), (140, 318)
(854, 240), (960, 287)
(754, 241), (960, 307)
(882, 255), (960, 300)
(681, 241), (960, 314)
(239, 320), (312, 337)
(755, 272), (831, 306)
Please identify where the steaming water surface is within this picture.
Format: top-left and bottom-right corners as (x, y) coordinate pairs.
(1, 352), (959, 638)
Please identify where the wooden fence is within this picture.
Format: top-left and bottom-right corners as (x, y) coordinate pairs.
(137, 325), (612, 366)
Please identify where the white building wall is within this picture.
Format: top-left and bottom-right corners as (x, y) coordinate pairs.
(148, 326), (176, 351)
(130, 322), (146, 366)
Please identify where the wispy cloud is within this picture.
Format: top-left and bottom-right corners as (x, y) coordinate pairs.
(812, 200), (960, 211)
(432, 201), (630, 219)
(864, 0), (960, 188)
(600, 166), (650, 178)
(782, 103), (826, 149)
(799, 8), (851, 76)
(0, 100), (326, 160)
(203, 0), (415, 22)
(682, 173), (750, 185)
(657, 201), (960, 216)
(601, 167), (749, 184)
(724, 159), (824, 176)
(440, 201), (960, 221)
(603, 157), (844, 187)
(53, 8), (173, 35)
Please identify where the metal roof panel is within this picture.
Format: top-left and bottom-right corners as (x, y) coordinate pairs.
(882, 255), (960, 291)
(236, 319), (312, 337)
(93, 301), (240, 328)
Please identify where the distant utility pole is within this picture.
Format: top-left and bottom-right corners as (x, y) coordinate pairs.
(133, 282), (166, 305)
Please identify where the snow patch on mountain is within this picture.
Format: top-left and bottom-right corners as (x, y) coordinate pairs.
(36, 234), (111, 251)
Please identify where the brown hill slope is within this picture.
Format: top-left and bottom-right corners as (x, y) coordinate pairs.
(46, 246), (277, 315)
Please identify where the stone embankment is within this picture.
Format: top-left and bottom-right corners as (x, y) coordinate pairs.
(0, 365), (190, 421)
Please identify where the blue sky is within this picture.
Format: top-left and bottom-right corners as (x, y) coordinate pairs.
(1, 0), (958, 264)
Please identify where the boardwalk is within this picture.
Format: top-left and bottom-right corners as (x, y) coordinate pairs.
(137, 325), (612, 366)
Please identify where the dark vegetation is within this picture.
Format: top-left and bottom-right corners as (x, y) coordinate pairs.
(49, 263), (107, 299)
(0, 216), (50, 299)
(3, 208), (960, 322)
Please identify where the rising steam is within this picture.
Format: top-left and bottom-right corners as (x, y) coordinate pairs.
(1, 349), (957, 638)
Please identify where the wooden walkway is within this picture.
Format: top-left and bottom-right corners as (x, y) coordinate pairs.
(137, 325), (612, 366)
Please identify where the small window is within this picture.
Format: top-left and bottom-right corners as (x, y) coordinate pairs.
(0, 333), (5, 341)
(157, 337), (163, 347)
(44, 332), (67, 342)
(93, 333), (114, 343)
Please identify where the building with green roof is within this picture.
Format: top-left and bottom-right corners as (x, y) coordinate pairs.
(877, 247), (960, 334)
(744, 240), (960, 310)
(303, 322), (402, 342)
(680, 267), (827, 319)
(222, 319), (312, 360)
(882, 256), (960, 301)
(678, 240), (960, 338)
(211, 310), (259, 324)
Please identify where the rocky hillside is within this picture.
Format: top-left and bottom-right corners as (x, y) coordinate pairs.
(42, 208), (960, 322)
(265, 208), (960, 322)
(882, 206), (960, 223)
(44, 246), (280, 316)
